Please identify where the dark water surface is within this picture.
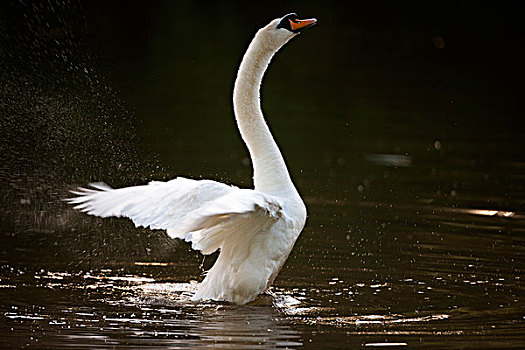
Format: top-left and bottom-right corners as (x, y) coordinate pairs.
(1, 1), (524, 348)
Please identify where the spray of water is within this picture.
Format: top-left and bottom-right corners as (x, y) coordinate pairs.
(0, 0), (181, 268)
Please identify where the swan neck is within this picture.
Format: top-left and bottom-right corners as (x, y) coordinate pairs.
(233, 31), (296, 195)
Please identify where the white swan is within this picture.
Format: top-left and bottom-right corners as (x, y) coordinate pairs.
(67, 13), (316, 305)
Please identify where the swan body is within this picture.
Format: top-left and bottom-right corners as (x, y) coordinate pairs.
(67, 13), (316, 305)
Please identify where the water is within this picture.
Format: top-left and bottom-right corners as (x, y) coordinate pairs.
(1, 1), (524, 348)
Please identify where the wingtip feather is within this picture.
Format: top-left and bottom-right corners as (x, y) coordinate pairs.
(89, 182), (112, 191)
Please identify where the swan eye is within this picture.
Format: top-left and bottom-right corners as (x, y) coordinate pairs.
(276, 13), (298, 31)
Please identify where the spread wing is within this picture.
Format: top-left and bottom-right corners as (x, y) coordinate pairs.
(66, 177), (285, 255)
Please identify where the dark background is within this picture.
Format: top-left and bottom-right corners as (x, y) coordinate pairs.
(1, 0), (524, 266)
(3, 1), (524, 127)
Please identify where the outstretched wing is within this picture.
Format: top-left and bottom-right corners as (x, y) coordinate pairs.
(66, 177), (284, 255)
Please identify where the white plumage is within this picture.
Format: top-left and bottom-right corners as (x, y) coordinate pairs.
(67, 13), (316, 305)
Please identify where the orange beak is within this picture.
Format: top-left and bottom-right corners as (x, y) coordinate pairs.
(289, 18), (317, 32)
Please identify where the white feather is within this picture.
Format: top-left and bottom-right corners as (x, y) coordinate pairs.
(66, 178), (285, 256)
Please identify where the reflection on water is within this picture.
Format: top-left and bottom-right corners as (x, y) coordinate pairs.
(0, 267), (461, 349)
(1, 1), (525, 349)
(1, 221), (523, 349)
(1, 268), (303, 348)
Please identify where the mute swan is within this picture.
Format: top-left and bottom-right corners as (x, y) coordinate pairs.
(67, 13), (316, 305)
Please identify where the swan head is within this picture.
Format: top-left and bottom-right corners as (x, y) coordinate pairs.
(257, 13), (317, 50)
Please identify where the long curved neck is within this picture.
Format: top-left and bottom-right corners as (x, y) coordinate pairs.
(233, 31), (295, 195)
